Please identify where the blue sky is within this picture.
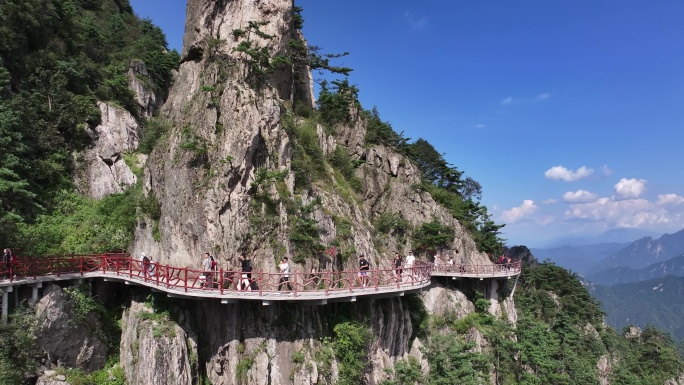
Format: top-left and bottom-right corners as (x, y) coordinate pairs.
(131, 0), (684, 247)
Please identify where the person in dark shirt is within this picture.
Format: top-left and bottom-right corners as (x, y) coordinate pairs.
(238, 254), (252, 291)
(2, 248), (11, 279)
(358, 254), (370, 288)
(393, 252), (403, 282)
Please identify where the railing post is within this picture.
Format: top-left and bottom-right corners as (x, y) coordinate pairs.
(258, 272), (263, 296)
(374, 269), (379, 291)
(56, 255), (61, 278)
(129, 257), (133, 279)
(184, 268), (188, 292)
(102, 255), (106, 274)
(80, 256), (83, 277)
(219, 268), (224, 295)
(293, 272), (298, 298)
(165, 266), (170, 289)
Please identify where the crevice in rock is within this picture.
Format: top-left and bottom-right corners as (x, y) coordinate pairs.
(251, 133), (268, 170)
(181, 45), (204, 64)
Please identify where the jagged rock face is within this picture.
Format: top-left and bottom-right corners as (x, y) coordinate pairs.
(134, 0), (492, 274)
(506, 245), (538, 267)
(34, 284), (108, 372)
(128, 59), (160, 118)
(35, 370), (69, 385)
(421, 283), (475, 319)
(665, 374), (684, 385)
(116, 296), (416, 385)
(367, 298), (413, 384)
(133, 0), (300, 267)
(596, 355), (612, 385)
(120, 300), (198, 385)
(79, 102), (139, 199)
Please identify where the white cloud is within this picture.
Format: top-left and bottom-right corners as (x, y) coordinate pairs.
(501, 96), (514, 105)
(475, 123), (486, 129)
(544, 165), (594, 182)
(535, 93), (551, 101)
(542, 198), (558, 205)
(601, 165), (613, 177)
(565, 197), (681, 228)
(501, 200), (538, 223)
(657, 194), (684, 205)
(403, 11), (428, 30)
(563, 189), (598, 203)
(614, 178), (647, 199)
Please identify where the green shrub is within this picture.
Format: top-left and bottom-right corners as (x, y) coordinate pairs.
(64, 283), (106, 321)
(411, 219), (454, 256)
(375, 212), (410, 237)
(0, 307), (40, 385)
(333, 322), (371, 385)
(139, 117), (172, 154)
(18, 189), (138, 255)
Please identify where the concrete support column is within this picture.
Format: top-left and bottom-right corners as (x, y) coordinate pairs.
(31, 283), (43, 302)
(1, 286), (12, 323)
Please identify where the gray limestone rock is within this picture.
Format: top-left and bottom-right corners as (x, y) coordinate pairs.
(34, 284), (108, 372)
(128, 59), (161, 118)
(79, 102), (139, 199)
(120, 300), (197, 385)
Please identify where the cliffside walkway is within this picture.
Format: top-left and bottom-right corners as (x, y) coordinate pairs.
(0, 254), (521, 316)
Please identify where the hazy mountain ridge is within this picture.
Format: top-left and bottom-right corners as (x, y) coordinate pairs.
(542, 228), (662, 248)
(596, 228), (684, 271)
(530, 242), (627, 274)
(590, 275), (684, 341)
(588, 254), (684, 285)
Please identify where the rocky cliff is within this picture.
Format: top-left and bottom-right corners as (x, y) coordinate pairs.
(111, 2), (496, 381)
(126, 0), (490, 277)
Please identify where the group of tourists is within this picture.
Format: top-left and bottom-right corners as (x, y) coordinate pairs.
(497, 254), (513, 271)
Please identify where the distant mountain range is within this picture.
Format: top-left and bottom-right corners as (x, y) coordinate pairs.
(541, 228), (662, 248)
(530, 228), (684, 276)
(526, 227), (684, 343)
(592, 228), (684, 271)
(590, 275), (684, 341)
(530, 242), (626, 275)
(587, 254), (684, 285)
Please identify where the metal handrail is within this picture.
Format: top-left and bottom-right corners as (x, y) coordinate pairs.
(1, 255), (518, 298)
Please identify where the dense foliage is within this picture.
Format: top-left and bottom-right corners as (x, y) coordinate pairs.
(314, 79), (505, 254)
(0, 0), (179, 252)
(0, 308), (40, 385)
(381, 262), (683, 385)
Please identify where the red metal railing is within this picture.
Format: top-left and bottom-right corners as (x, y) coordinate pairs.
(1, 254), (517, 298)
(431, 260), (522, 275)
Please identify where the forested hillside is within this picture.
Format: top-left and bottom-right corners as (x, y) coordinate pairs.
(379, 261), (682, 385)
(0, 0), (179, 253)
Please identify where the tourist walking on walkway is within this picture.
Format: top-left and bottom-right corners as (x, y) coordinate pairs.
(358, 254), (370, 288)
(2, 248), (11, 279)
(277, 257), (292, 291)
(405, 251), (415, 276)
(393, 252), (403, 282)
(447, 256), (455, 272)
(142, 253), (151, 278)
(239, 254), (252, 291)
(201, 252), (213, 288)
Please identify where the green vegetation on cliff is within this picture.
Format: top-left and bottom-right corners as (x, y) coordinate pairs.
(0, 0), (179, 252)
(381, 262), (682, 385)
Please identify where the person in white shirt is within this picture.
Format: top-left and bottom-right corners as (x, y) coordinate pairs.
(201, 252), (213, 287)
(405, 252), (416, 277)
(277, 257), (292, 291)
(405, 252), (415, 268)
